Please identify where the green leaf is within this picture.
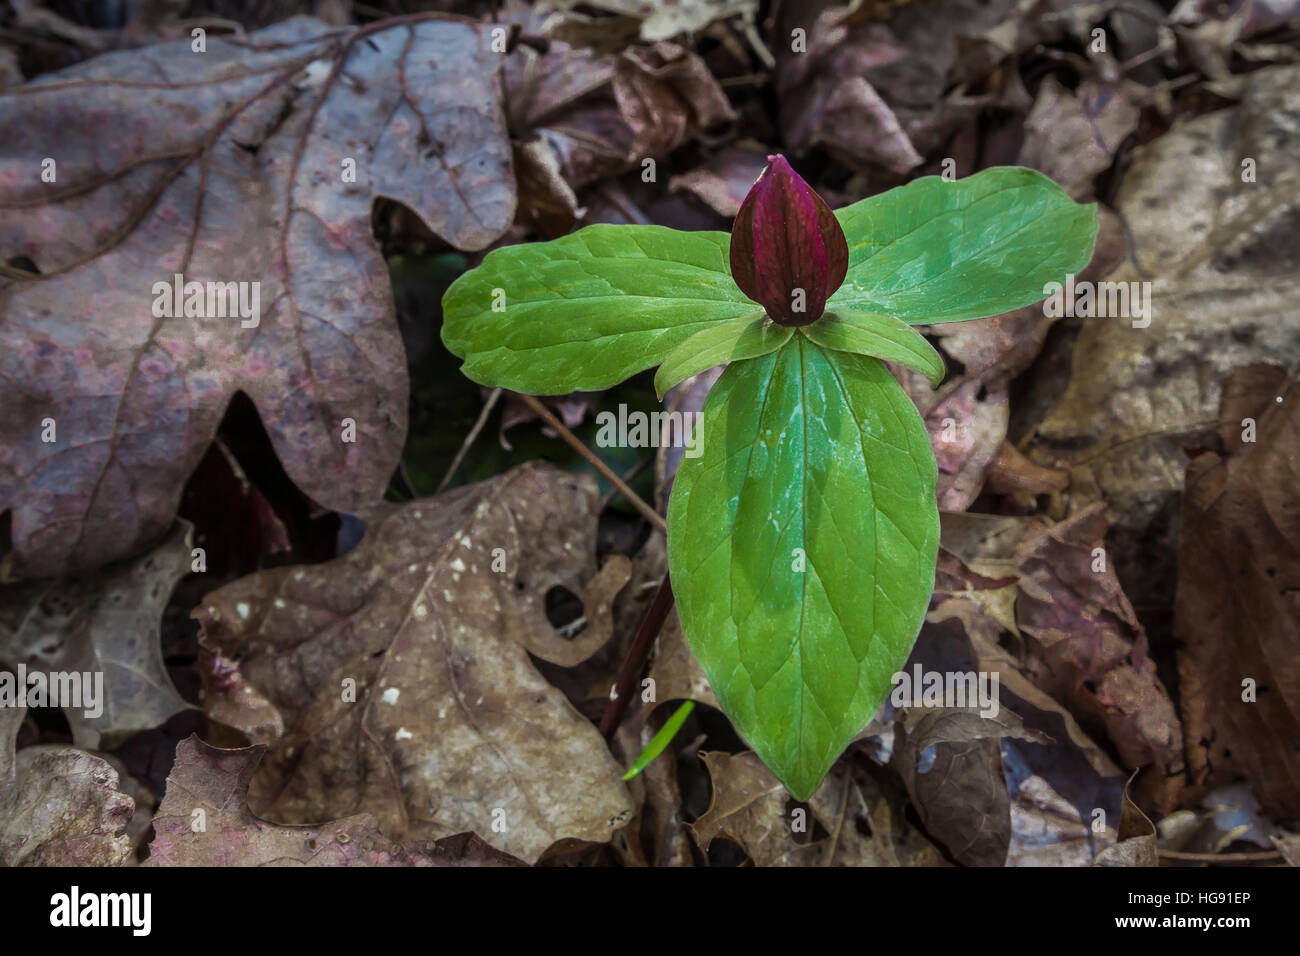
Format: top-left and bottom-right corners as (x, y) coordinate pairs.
(621, 701), (696, 782)
(830, 166), (1097, 324)
(441, 224), (755, 394)
(799, 310), (945, 386)
(667, 339), (939, 800)
(654, 312), (790, 399)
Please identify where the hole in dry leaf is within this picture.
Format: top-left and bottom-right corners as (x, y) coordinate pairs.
(5, 255), (39, 274)
(544, 585), (585, 639)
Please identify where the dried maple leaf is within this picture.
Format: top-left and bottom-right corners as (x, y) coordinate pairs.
(145, 736), (524, 866)
(195, 462), (634, 863)
(0, 16), (515, 577)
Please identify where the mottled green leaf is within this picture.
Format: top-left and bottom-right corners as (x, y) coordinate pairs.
(800, 310), (945, 386)
(654, 311), (789, 399)
(667, 339), (939, 799)
(441, 225), (754, 393)
(830, 166), (1097, 324)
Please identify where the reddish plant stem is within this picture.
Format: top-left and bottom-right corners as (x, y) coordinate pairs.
(600, 572), (674, 739)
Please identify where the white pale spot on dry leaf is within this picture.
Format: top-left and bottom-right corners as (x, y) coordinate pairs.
(236, 602), (250, 620)
(395, 727), (413, 741)
(382, 687), (399, 705)
(414, 604), (428, 619)
(449, 557), (466, 573)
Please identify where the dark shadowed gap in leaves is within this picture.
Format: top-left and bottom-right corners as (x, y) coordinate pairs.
(200, 391), (341, 567)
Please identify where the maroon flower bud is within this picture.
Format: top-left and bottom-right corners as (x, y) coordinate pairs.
(729, 155), (849, 327)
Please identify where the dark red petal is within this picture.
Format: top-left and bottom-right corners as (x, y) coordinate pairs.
(728, 155), (848, 326)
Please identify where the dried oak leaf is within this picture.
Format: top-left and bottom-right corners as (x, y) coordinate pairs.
(195, 463), (634, 864)
(1176, 364), (1300, 816)
(0, 15), (515, 578)
(0, 520), (195, 748)
(0, 745), (134, 866)
(145, 736), (524, 866)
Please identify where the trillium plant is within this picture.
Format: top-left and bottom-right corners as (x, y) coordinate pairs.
(443, 158), (1097, 799)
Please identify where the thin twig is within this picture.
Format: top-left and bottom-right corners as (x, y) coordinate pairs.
(436, 387), (502, 494)
(517, 393), (667, 534)
(600, 573), (674, 739)
(598, 457), (654, 513)
(1158, 848), (1283, 863)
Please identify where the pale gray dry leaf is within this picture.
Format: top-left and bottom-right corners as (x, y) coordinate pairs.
(145, 736), (524, 866)
(195, 463), (634, 864)
(0, 16), (515, 578)
(0, 745), (134, 866)
(1030, 64), (1300, 625)
(0, 521), (194, 748)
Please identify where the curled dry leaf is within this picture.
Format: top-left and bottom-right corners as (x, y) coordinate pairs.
(504, 22), (733, 229)
(145, 736), (524, 866)
(0, 745), (134, 866)
(195, 463), (634, 864)
(0, 16), (515, 577)
(1092, 775), (1158, 867)
(890, 706), (1050, 867)
(1176, 364), (1300, 816)
(0, 520), (195, 748)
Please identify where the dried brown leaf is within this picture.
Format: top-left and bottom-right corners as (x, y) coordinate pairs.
(0, 16), (515, 577)
(195, 463), (634, 863)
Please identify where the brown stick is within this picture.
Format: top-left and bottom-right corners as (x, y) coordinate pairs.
(1157, 849), (1283, 864)
(599, 573), (674, 739)
(517, 392), (667, 534)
